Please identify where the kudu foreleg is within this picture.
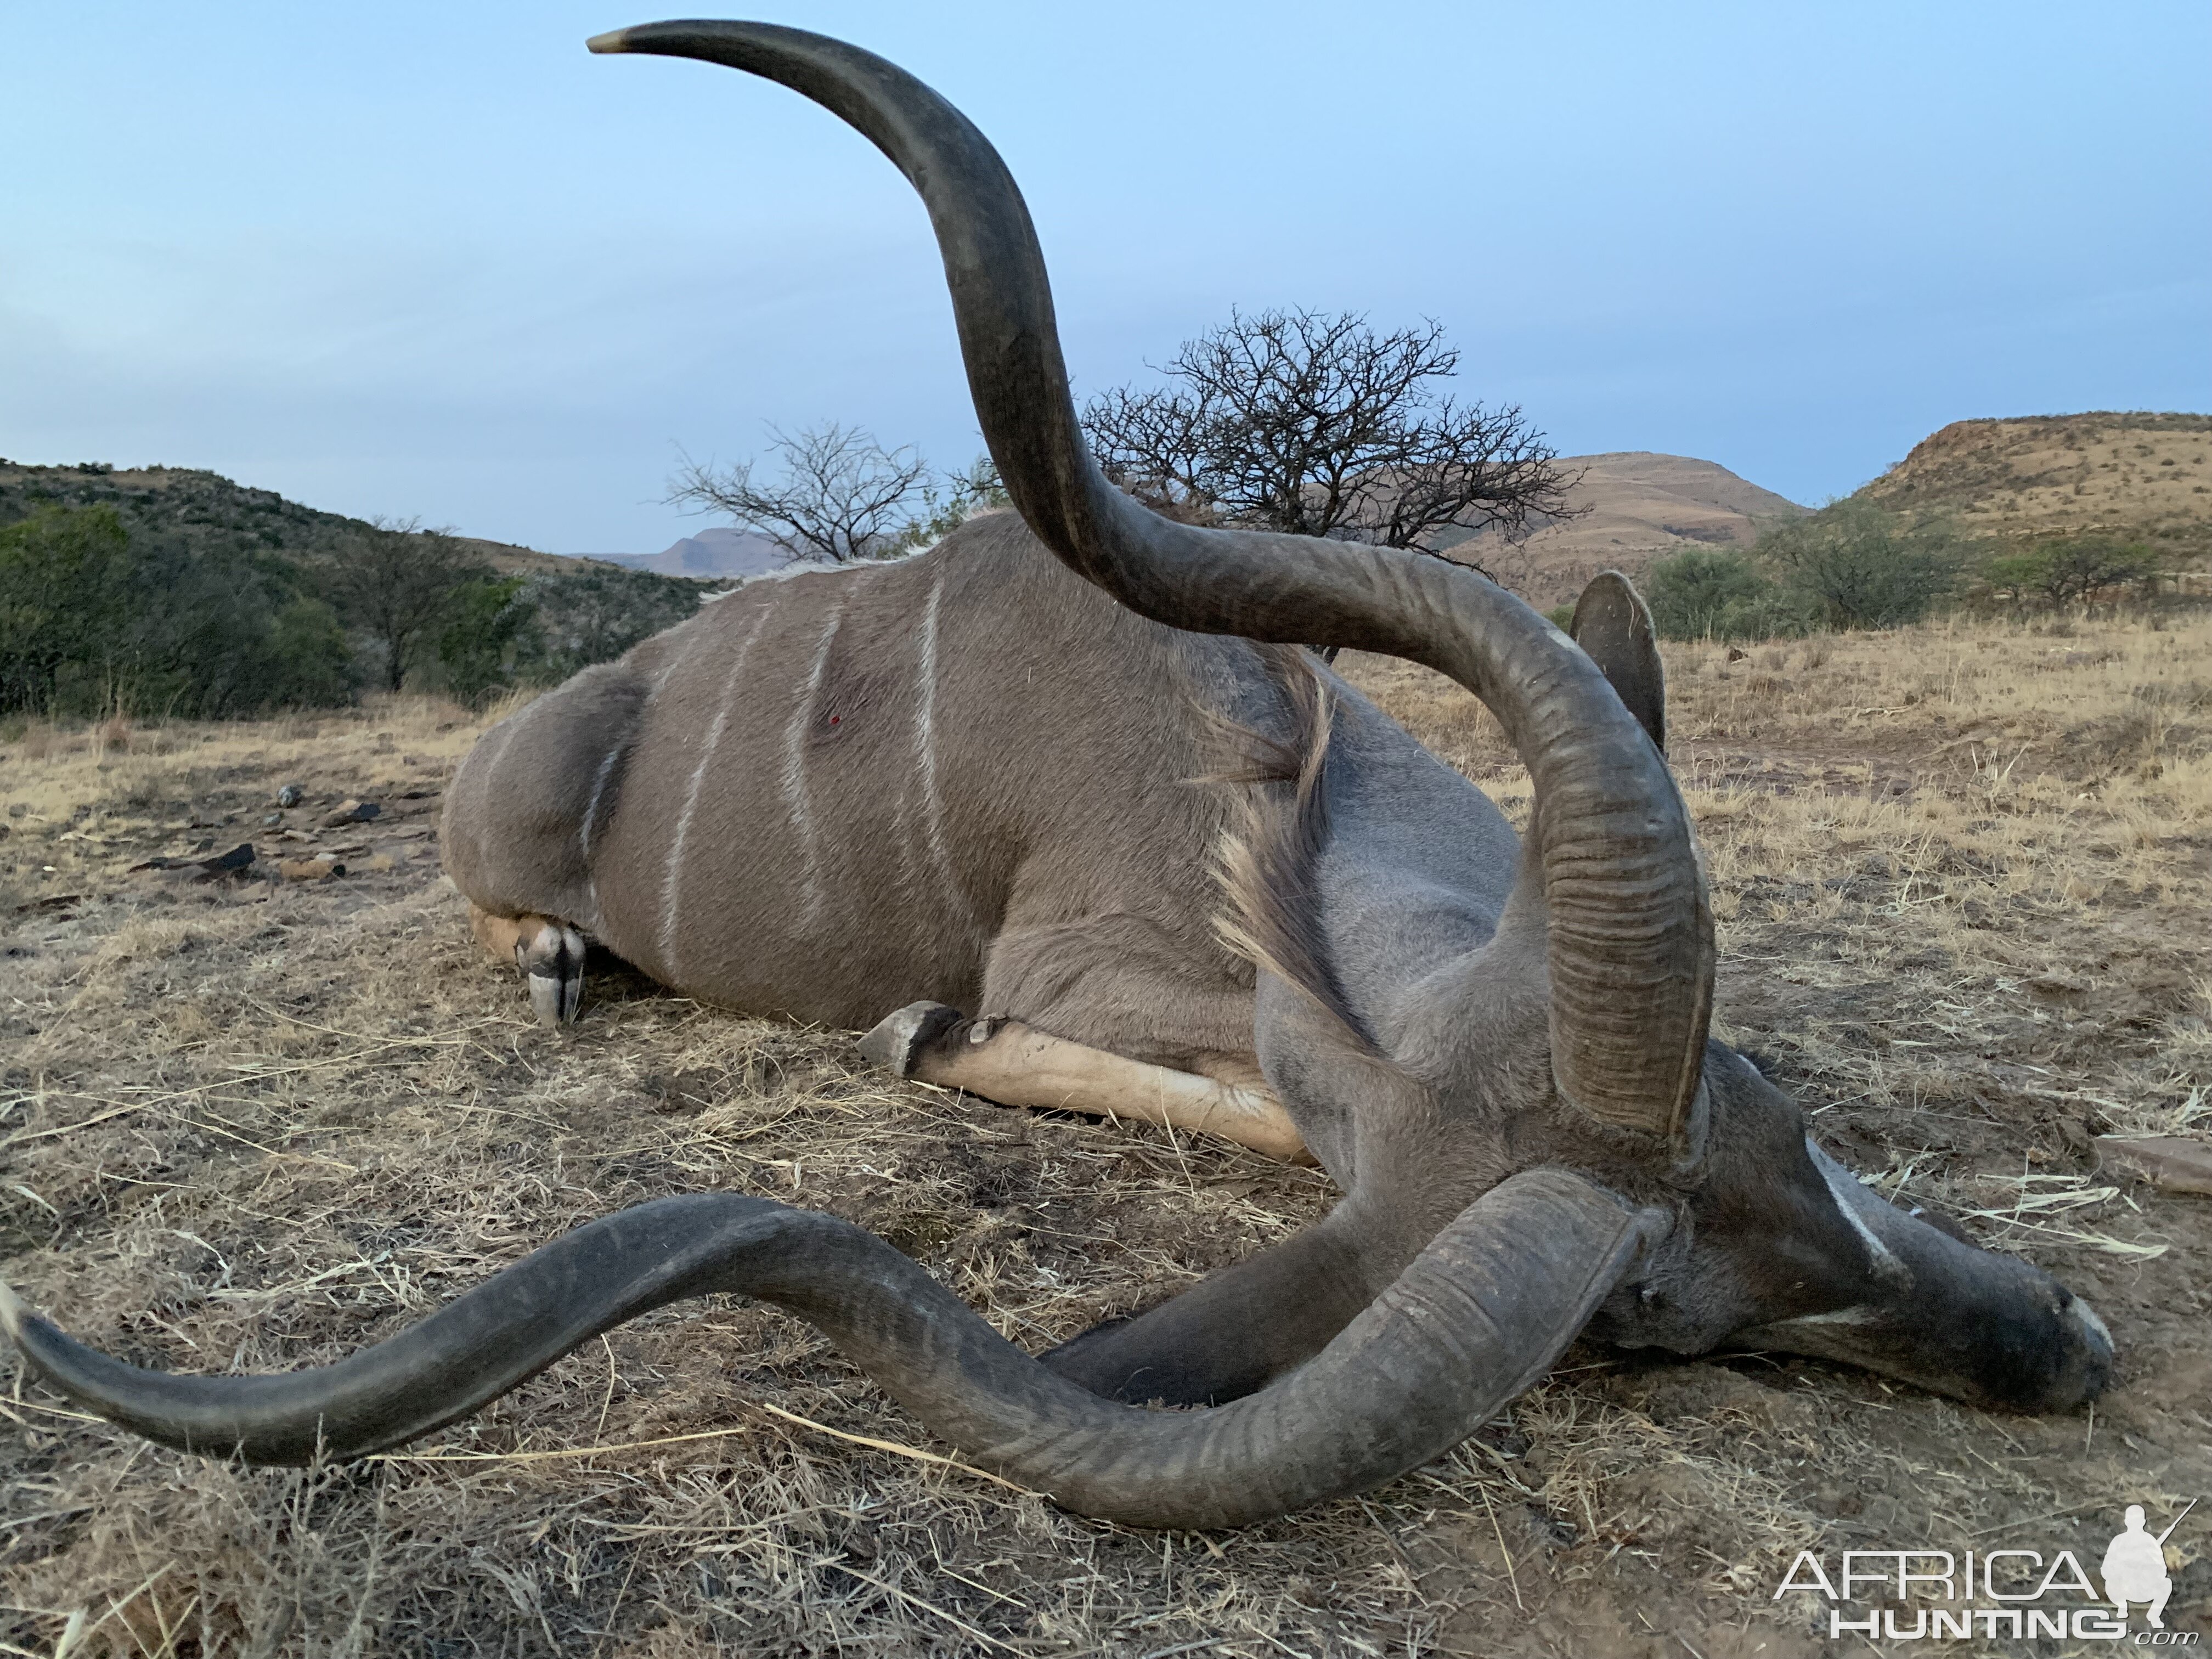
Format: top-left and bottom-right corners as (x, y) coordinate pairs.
(859, 1002), (1310, 1163)
(470, 904), (588, 1026)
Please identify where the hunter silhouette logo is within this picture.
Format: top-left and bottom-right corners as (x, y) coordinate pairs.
(2104, 1500), (2192, 1630)
(1774, 1496), (2199, 1641)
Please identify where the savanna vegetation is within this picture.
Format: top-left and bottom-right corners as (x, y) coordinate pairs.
(1637, 411), (2211, 646)
(2, 411), (2204, 1648)
(0, 463), (708, 721)
(1639, 500), (2177, 645)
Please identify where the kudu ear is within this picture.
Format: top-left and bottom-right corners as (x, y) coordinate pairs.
(1568, 573), (1666, 754)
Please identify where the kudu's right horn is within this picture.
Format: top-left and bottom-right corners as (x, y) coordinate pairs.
(584, 20), (1713, 1142)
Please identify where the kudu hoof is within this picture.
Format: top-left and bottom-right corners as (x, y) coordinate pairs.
(517, 921), (589, 1026)
(857, 1001), (964, 1075)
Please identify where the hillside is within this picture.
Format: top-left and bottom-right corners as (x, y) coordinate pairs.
(0, 460), (583, 576)
(1443, 452), (1807, 607)
(0, 461), (712, 716)
(1854, 411), (2212, 563)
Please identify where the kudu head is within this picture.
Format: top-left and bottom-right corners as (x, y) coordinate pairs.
(0, 22), (2108, 1533)
(1239, 568), (2114, 1417)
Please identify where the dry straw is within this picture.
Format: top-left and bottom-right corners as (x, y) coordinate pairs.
(2, 615), (2208, 1654)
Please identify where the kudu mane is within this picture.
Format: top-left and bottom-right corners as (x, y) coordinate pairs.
(1200, 645), (1371, 1047)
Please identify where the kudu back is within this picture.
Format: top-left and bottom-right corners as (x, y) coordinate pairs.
(2, 20), (2112, 1532)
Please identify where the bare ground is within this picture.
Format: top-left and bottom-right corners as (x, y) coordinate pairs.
(2, 611), (2208, 1657)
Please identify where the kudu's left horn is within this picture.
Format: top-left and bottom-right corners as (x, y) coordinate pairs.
(3, 1179), (1661, 1529)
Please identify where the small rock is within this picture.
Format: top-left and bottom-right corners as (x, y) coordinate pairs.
(129, 843), (257, 885)
(200, 843), (257, 876)
(275, 783), (303, 808)
(320, 799), (382, 829)
(261, 812), (283, 826)
(279, 857), (347, 882)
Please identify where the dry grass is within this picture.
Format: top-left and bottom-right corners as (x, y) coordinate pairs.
(4, 616), (2210, 1656)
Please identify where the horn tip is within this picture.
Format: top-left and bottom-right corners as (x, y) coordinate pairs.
(585, 28), (634, 54)
(0, 1278), (28, 1342)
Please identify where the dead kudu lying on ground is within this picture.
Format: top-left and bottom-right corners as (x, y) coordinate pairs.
(2, 22), (2113, 1532)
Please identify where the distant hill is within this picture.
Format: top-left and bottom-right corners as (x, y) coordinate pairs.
(0, 460), (600, 577)
(1443, 452), (1807, 607)
(586, 526), (789, 579)
(3, 460), (359, 558)
(1853, 413), (2212, 564)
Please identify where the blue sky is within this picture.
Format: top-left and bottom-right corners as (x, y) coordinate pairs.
(5, 2), (2207, 555)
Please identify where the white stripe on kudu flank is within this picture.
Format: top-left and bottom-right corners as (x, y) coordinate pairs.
(469, 716), (525, 874)
(656, 599), (776, 980)
(780, 599), (846, 926)
(578, 738), (626, 933)
(915, 576), (976, 932)
(579, 742), (624, 860)
(652, 614), (711, 695)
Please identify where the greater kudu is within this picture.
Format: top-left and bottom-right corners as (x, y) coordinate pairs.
(1, 21), (2113, 1531)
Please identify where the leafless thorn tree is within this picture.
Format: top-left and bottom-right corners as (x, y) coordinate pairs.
(1083, 308), (1583, 554)
(667, 422), (933, 565)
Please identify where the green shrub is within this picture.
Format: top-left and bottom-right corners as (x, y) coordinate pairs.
(525, 565), (703, 682)
(1754, 499), (1961, 630)
(0, 503), (360, 717)
(1645, 548), (1775, 640)
(0, 469), (712, 719)
(0, 505), (136, 712)
(436, 577), (543, 704)
(1982, 535), (2160, 606)
(1642, 501), (1962, 641)
(263, 596), (359, 707)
